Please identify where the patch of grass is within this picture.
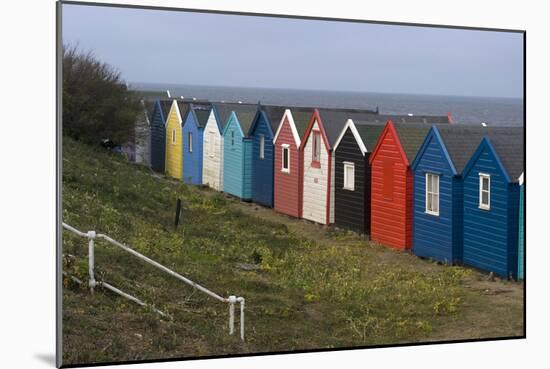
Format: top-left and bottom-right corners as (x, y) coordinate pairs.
(62, 137), (523, 365)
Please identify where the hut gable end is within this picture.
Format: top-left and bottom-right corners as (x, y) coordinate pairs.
(164, 100), (184, 180)
(202, 110), (224, 190)
(334, 126), (368, 232)
(273, 111), (304, 218)
(411, 128), (459, 263)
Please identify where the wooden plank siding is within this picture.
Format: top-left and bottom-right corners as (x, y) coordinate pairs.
(412, 132), (458, 263)
(462, 141), (519, 278)
(202, 111), (224, 191)
(251, 112), (275, 207)
(222, 113), (253, 200)
(370, 125), (411, 249)
(243, 139), (253, 200)
(223, 114), (245, 198)
(273, 114), (302, 218)
(302, 120), (332, 224)
(334, 128), (368, 233)
(182, 109), (205, 185)
(150, 100), (167, 173)
(164, 101), (184, 180)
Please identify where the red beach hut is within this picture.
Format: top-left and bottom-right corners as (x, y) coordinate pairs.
(273, 108), (314, 218)
(369, 121), (430, 250)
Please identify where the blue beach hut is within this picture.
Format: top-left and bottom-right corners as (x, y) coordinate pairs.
(411, 125), (487, 264)
(220, 104), (258, 200)
(462, 128), (524, 278)
(182, 103), (212, 185)
(150, 99), (172, 173)
(249, 105), (286, 207)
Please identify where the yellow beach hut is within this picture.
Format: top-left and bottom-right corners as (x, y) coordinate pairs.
(165, 100), (188, 180)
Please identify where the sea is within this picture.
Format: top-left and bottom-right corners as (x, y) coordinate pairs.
(131, 82), (524, 126)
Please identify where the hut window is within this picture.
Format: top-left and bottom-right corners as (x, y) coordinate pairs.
(231, 130), (235, 146)
(425, 173), (440, 215)
(383, 160), (394, 200)
(479, 173), (491, 210)
(312, 131), (321, 165)
(282, 144), (290, 173)
(171, 129), (176, 145)
(260, 134), (265, 159)
(188, 132), (193, 152)
(343, 162), (355, 191)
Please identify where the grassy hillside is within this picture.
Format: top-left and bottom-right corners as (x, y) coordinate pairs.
(62, 137), (523, 365)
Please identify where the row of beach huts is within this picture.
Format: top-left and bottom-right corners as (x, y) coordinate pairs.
(130, 97), (524, 280)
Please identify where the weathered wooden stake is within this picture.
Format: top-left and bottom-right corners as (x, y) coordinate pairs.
(175, 198), (182, 228)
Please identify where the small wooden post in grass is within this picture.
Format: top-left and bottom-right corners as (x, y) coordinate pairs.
(175, 198), (182, 229)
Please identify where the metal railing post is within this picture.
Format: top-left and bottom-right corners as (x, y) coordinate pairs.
(238, 297), (245, 341)
(87, 230), (96, 293)
(228, 295), (236, 335)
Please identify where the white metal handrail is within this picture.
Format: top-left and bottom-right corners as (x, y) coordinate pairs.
(62, 222), (245, 340)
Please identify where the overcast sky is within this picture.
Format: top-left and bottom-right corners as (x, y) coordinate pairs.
(62, 4), (524, 98)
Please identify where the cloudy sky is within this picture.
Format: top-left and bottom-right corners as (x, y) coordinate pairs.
(62, 4), (524, 98)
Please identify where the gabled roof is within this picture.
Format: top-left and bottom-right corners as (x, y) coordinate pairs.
(461, 127), (523, 183)
(370, 122), (432, 165)
(261, 105), (286, 134)
(273, 108), (311, 147)
(211, 103), (233, 130)
(432, 125), (490, 174)
(158, 99), (172, 122)
(188, 103), (212, 128)
(316, 108), (380, 147)
(233, 107), (258, 138)
(212, 103), (256, 132)
(392, 123), (432, 163)
(332, 120), (386, 155)
(354, 122), (387, 152)
(290, 107), (316, 138)
(215, 103), (258, 137)
(175, 101), (189, 124)
(485, 127), (524, 181)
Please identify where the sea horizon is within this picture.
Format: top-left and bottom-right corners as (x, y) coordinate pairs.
(130, 82), (524, 126)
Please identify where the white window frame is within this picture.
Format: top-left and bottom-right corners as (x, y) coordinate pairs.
(312, 131), (321, 162)
(281, 144), (290, 173)
(343, 162), (355, 191)
(259, 134), (265, 159)
(425, 173), (440, 216)
(479, 173), (491, 210)
(171, 129), (176, 145)
(188, 132), (193, 153)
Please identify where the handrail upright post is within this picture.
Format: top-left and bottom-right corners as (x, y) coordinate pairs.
(239, 297), (245, 341)
(228, 295), (237, 335)
(87, 231), (96, 294)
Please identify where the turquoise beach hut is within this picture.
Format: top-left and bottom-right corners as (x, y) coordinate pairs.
(220, 103), (258, 200)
